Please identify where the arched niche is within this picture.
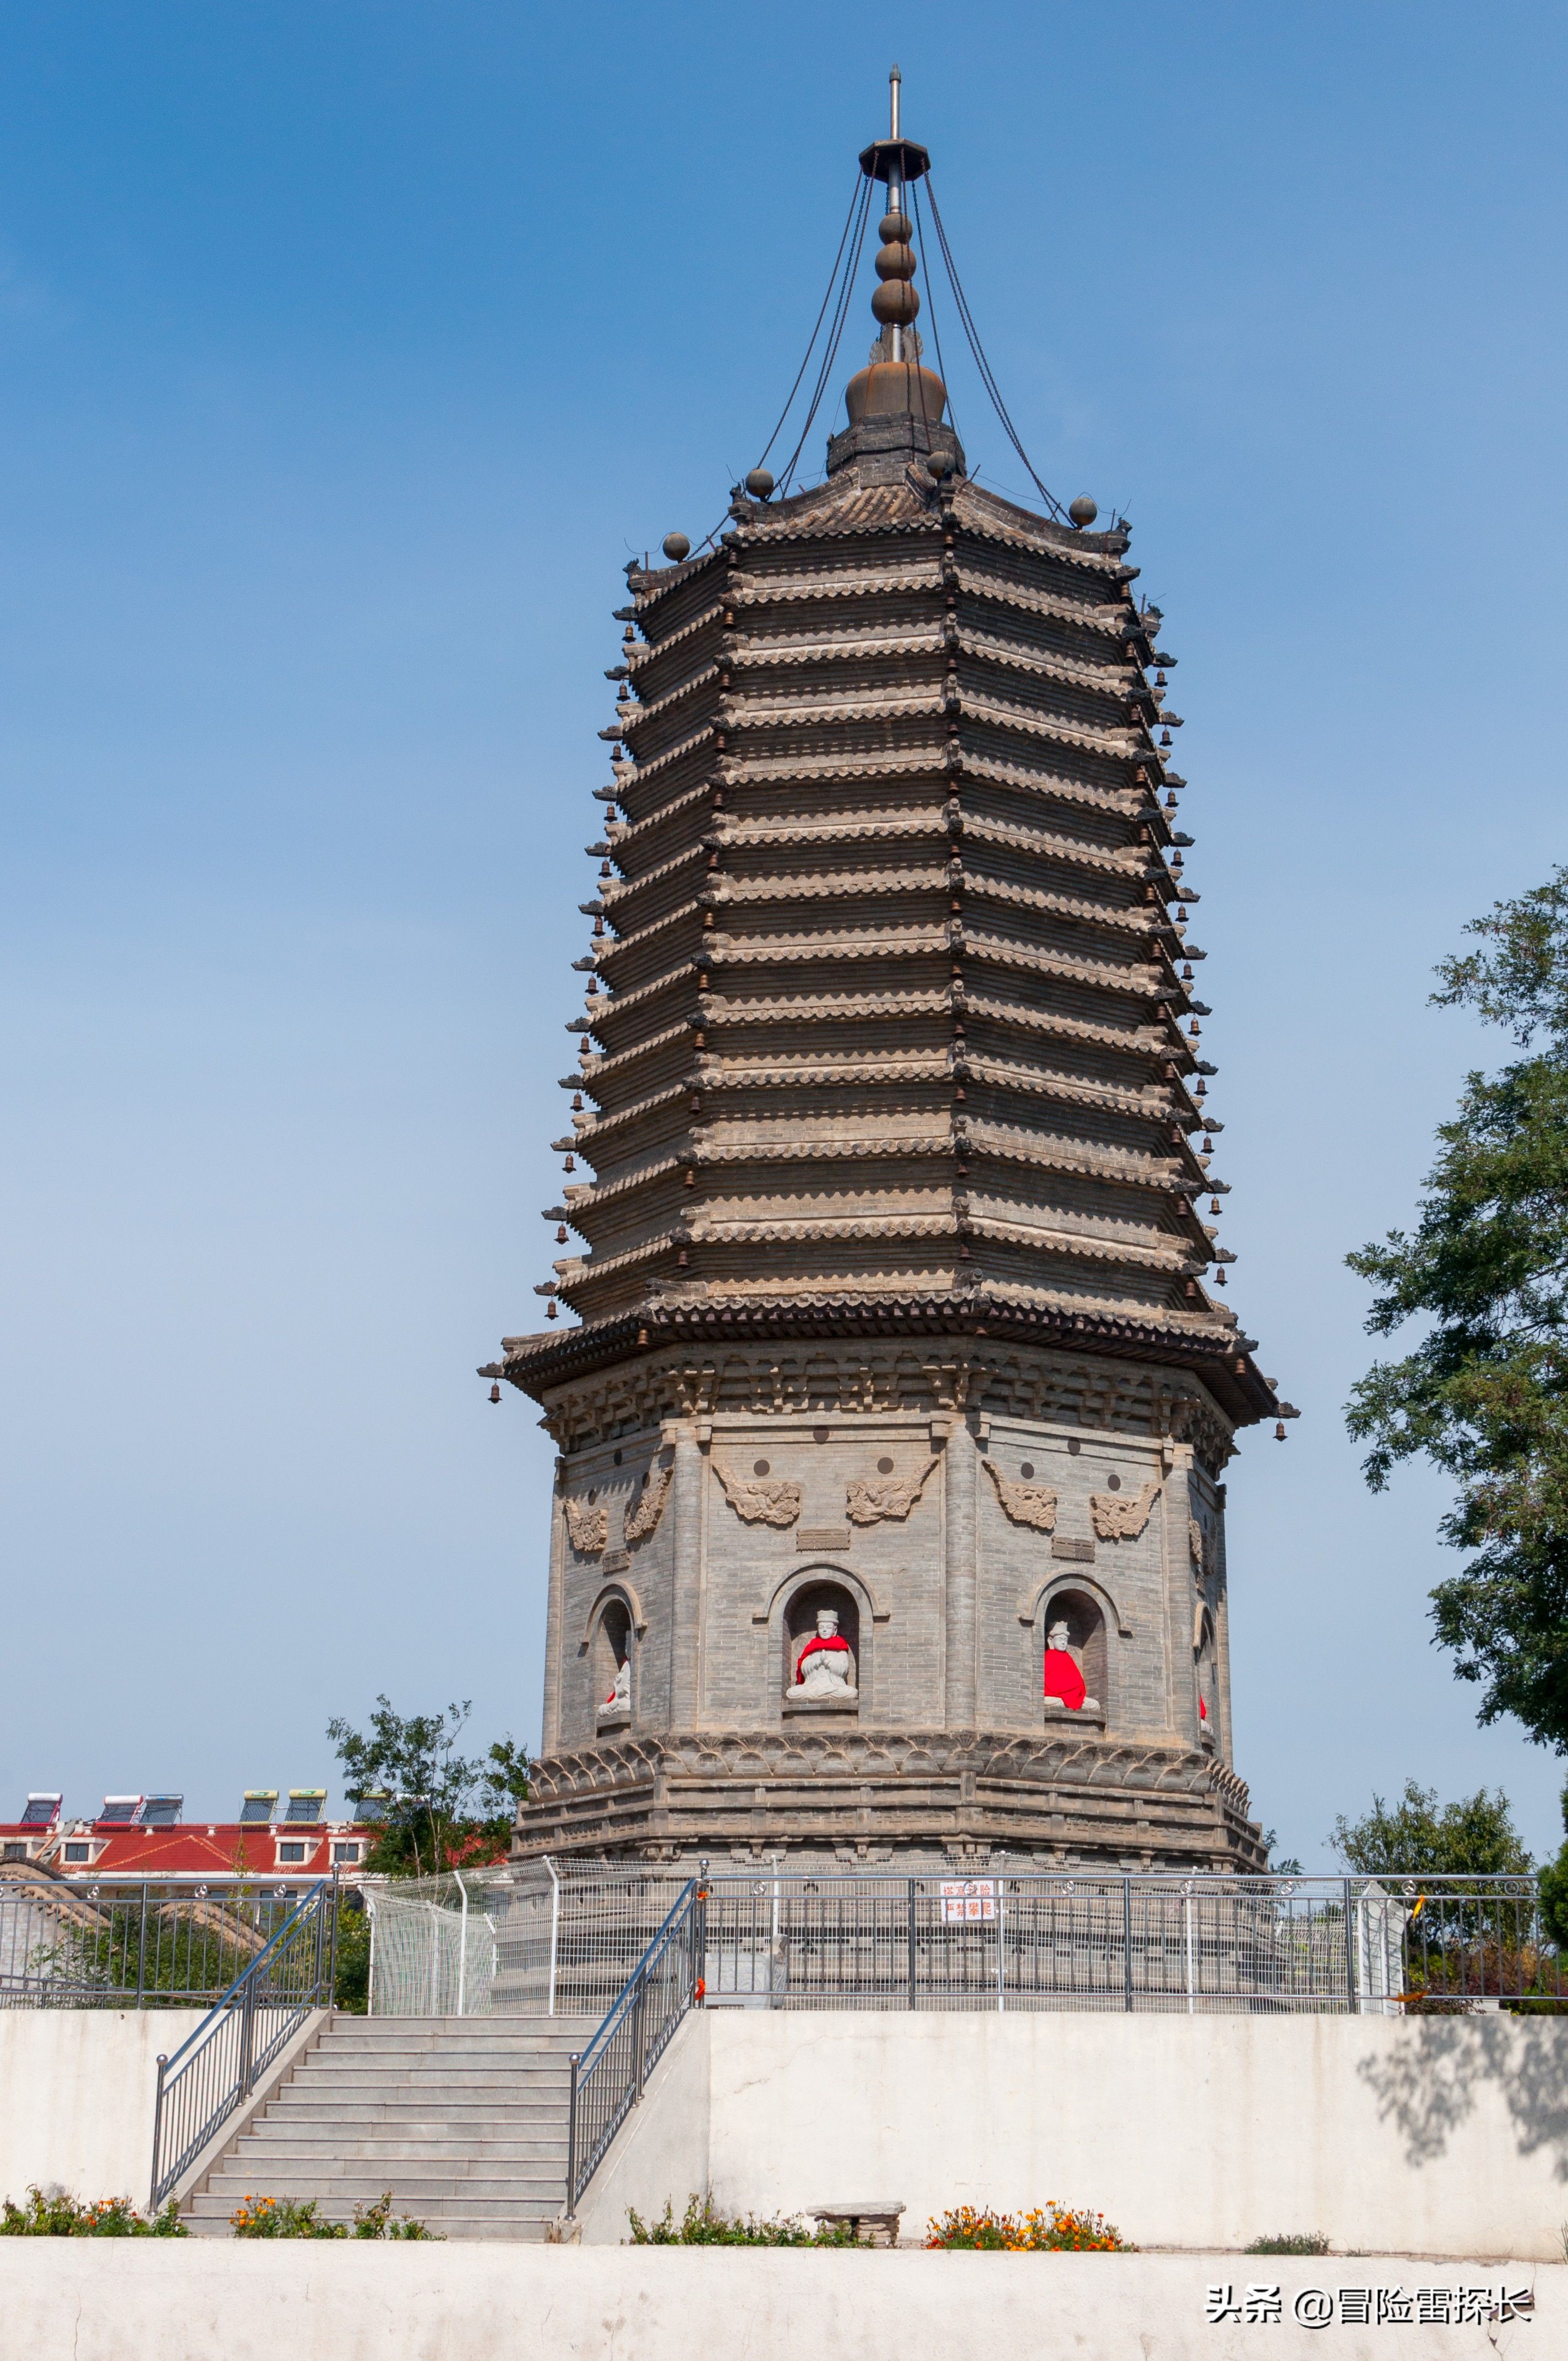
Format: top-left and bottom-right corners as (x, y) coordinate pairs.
(580, 1580), (644, 1731)
(759, 1563), (875, 1717)
(1037, 1582), (1110, 1728)
(785, 1577), (859, 1695)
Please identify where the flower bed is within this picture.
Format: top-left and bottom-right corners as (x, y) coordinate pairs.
(925, 2205), (1129, 2251)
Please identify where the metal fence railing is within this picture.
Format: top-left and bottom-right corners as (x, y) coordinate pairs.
(363, 1861), (691, 2020)
(0, 1876), (307, 2008)
(149, 1878), (337, 2208)
(362, 1867), (1564, 2021)
(566, 1880), (703, 2217)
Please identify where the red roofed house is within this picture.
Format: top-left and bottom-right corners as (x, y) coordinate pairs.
(0, 1790), (382, 1884)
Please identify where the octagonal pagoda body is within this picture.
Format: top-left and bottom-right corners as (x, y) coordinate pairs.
(489, 356), (1285, 1870)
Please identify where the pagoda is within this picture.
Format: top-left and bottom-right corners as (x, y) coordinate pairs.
(485, 75), (1292, 1869)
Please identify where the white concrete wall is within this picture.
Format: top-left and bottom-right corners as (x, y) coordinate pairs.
(0, 2010), (207, 2208)
(689, 2011), (1568, 2263)
(0, 2245), (1558, 2361)
(6, 2004), (1565, 2267)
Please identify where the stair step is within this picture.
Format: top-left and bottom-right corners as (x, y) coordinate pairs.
(283, 2079), (570, 2095)
(260, 2110), (567, 2130)
(194, 2180), (566, 2206)
(231, 2140), (565, 2162)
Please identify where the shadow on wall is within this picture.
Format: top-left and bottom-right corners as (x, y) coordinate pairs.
(1358, 2020), (1568, 2179)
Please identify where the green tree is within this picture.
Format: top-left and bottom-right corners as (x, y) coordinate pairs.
(1537, 1782), (1568, 1947)
(1329, 1779), (1532, 1878)
(326, 1696), (531, 1879)
(1345, 866), (1568, 1750)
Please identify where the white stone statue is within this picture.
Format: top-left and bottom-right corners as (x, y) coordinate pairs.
(1042, 1617), (1100, 1714)
(607, 1655), (630, 1710)
(788, 1608), (857, 1700)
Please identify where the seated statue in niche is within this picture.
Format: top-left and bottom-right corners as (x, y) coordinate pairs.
(605, 1655), (630, 1711)
(788, 1608), (858, 1701)
(1043, 1618), (1099, 1714)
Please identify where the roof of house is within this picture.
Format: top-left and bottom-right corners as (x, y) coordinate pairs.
(0, 1820), (376, 1881)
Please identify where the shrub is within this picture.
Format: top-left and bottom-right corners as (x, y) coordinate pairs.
(332, 1900), (371, 2014)
(230, 2191), (437, 2239)
(1246, 2233), (1330, 2256)
(350, 2193), (438, 2240)
(925, 2204), (1129, 2252)
(0, 2186), (186, 2237)
(628, 2195), (856, 2247)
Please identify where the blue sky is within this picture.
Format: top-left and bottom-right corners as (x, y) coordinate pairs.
(2, 2), (1565, 1863)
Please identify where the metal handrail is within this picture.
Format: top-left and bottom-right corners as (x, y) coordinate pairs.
(149, 1874), (337, 2208)
(565, 1877), (703, 2218)
(0, 1874), (306, 2008)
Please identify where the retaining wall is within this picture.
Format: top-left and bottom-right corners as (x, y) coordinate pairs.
(0, 2009), (206, 2208)
(581, 2009), (1568, 2259)
(0, 2244), (1557, 2361)
(4, 2005), (1566, 2264)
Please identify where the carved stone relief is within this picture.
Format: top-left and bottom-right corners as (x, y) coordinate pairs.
(712, 1460), (802, 1527)
(624, 1461), (673, 1545)
(845, 1453), (938, 1527)
(982, 1456), (1058, 1532)
(563, 1497), (609, 1555)
(1089, 1477), (1161, 1542)
(538, 1340), (1238, 1473)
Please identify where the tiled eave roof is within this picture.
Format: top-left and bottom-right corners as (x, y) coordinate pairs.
(486, 1292), (1277, 1429)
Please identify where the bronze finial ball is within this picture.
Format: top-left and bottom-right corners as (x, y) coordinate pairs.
(661, 532), (692, 562)
(926, 450), (951, 480)
(871, 278), (919, 326)
(744, 469), (775, 499)
(1068, 496), (1098, 529)
(879, 210), (911, 242)
(874, 241), (917, 282)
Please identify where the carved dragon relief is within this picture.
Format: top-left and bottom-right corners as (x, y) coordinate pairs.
(712, 1460), (802, 1528)
(562, 1497), (609, 1555)
(624, 1461), (673, 1545)
(982, 1457), (1058, 1532)
(845, 1453), (939, 1527)
(1089, 1478), (1162, 1542)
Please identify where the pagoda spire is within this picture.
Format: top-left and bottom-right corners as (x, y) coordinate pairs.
(841, 69), (951, 465)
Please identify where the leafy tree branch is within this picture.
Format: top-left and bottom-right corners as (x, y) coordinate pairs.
(1346, 866), (1568, 1750)
(326, 1695), (531, 1879)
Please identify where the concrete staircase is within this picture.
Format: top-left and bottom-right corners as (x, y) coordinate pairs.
(185, 2014), (599, 2241)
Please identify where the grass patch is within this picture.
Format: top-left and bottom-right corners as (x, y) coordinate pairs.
(1245, 2232), (1331, 2256)
(628, 2196), (857, 2246)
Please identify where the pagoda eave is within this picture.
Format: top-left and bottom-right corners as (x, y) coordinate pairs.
(489, 1291), (1277, 1427)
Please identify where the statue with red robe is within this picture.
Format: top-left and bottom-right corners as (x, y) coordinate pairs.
(789, 1608), (857, 1699)
(1042, 1617), (1098, 1712)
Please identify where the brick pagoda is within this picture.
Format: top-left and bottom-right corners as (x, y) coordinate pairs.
(485, 90), (1289, 1869)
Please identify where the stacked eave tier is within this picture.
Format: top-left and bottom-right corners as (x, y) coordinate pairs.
(551, 469), (1253, 1395)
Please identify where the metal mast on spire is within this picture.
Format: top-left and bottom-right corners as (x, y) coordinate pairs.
(887, 66), (903, 363)
(859, 64), (929, 383)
